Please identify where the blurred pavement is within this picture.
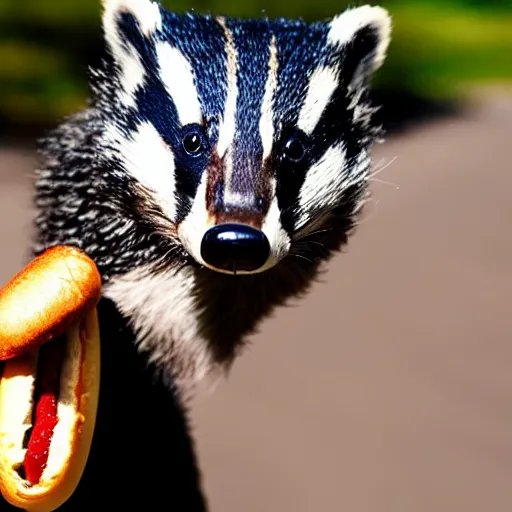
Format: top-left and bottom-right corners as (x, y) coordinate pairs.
(1, 94), (511, 512)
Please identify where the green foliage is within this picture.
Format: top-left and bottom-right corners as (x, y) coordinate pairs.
(0, 0), (511, 129)
(377, 3), (512, 97)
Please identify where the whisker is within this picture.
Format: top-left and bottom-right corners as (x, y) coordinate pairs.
(291, 253), (314, 264)
(370, 156), (398, 179)
(301, 228), (332, 238)
(369, 177), (400, 190)
(303, 240), (324, 247)
(293, 227), (333, 242)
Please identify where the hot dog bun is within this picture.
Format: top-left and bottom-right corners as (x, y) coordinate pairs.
(0, 246), (102, 361)
(0, 247), (102, 511)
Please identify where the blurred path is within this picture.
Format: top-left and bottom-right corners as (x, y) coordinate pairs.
(0, 147), (34, 284)
(1, 94), (511, 512)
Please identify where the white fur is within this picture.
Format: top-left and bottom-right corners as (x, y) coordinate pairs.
(259, 36), (278, 159)
(177, 172), (213, 267)
(109, 121), (178, 222)
(216, 18), (239, 159)
(216, 18), (239, 205)
(296, 144), (348, 230)
(105, 39), (145, 108)
(296, 145), (371, 230)
(261, 191), (291, 270)
(222, 148), (238, 206)
(102, 0), (162, 107)
(156, 43), (202, 126)
(328, 5), (391, 70)
(298, 66), (339, 135)
(104, 264), (216, 391)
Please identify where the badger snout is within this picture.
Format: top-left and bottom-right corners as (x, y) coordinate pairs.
(200, 224), (270, 274)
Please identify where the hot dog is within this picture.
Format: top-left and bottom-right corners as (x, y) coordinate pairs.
(0, 246), (101, 512)
(0, 246), (101, 361)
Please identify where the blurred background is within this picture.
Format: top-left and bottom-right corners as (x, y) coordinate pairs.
(1, 1), (511, 511)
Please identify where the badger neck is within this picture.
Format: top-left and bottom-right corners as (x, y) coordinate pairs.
(53, 298), (207, 512)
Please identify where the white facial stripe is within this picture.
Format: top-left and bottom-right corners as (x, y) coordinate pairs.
(347, 149), (371, 190)
(216, 18), (239, 159)
(261, 190), (291, 270)
(156, 43), (202, 126)
(223, 148), (237, 204)
(104, 34), (145, 108)
(298, 66), (338, 135)
(103, 0), (162, 107)
(114, 121), (177, 221)
(328, 5), (392, 69)
(296, 144), (348, 230)
(259, 36), (278, 160)
(222, 190), (250, 209)
(215, 18), (239, 202)
(177, 172), (212, 266)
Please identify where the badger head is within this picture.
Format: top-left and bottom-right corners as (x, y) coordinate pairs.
(35, 0), (391, 391)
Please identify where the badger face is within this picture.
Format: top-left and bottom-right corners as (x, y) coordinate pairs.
(34, 0), (391, 390)
(98, 0), (391, 276)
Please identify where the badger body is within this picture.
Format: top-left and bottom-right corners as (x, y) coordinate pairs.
(5, 0), (392, 509)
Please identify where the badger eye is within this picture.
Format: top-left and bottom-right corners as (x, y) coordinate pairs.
(182, 129), (204, 156)
(282, 136), (306, 163)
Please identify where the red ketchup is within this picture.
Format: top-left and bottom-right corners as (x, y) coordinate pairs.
(23, 339), (64, 485)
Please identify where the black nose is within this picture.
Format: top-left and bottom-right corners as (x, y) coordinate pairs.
(201, 224), (270, 273)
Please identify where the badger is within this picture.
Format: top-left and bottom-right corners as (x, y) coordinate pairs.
(4, 0), (392, 509)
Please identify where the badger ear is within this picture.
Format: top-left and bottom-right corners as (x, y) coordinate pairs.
(101, 0), (162, 102)
(102, 0), (162, 59)
(328, 5), (391, 89)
